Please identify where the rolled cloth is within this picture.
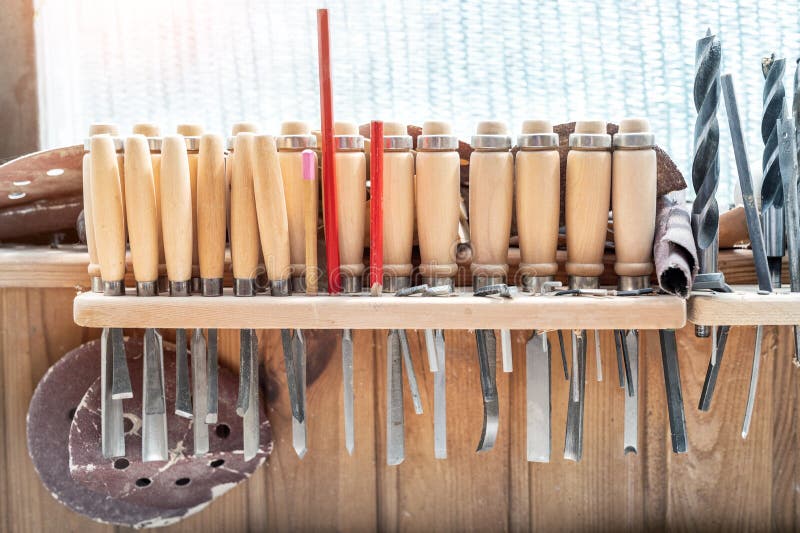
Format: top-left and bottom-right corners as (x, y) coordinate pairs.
(654, 195), (698, 297)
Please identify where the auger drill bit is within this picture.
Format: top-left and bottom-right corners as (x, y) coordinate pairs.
(692, 29), (723, 337)
(777, 115), (800, 367)
(761, 55), (787, 286)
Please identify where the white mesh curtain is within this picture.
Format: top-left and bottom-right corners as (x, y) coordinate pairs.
(35, 0), (800, 205)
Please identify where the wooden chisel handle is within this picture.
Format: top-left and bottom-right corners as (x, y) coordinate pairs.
(253, 134), (291, 293)
(177, 124), (203, 284)
(612, 118), (656, 289)
(565, 120), (612, 287)
(516, 120), (560, 291)
(333, 121), (367, 292)
(381, 122), (414, 288)
(230, 133), (260, 292)
(469, 120), (513, 284)
(90, 135), (126, 291)
(197, 133), (227, 293)
(124, 135), (159, 289)
(302, 149), (319, 295)
(415, 121), (460, 283)
(160, 135), (193, 292)
(132, 123), (165, 282)
(84, 124), (118, 288)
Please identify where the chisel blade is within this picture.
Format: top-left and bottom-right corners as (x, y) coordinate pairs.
(620, 329), (635, 397)
(205, 328), (219, 424)
(110, 328), (133, 399)
(526, 331), (551, 462)
(623, 330), (638, 455)
(237, 329), (252, 417)
(191, 329), (209, 455)
(242, 329), (260, 461)
(425, 329), (440, 372)
(101, 328), (125, 458)
(398, 330), (423, 415)
(142, 328), (168, 462)
(557, 330), (569, 380)
(291, 329), (307, 458)
(564, 330), (586, 462)
(614, 330), (625, 388)
(281, 329), (302, 423)
(501, 329), (513, 372)
(475, 329), (499, 453)
(594, 330), (603, 382)
(433, 329), (447, 459)
(742, 325), (764, 439)
(699, 325), (730, 411)
(387, 329), (404, 465)
(174, 328), (192, 418)
(659, 329), (688, 453)
(343, 329), (355, 455)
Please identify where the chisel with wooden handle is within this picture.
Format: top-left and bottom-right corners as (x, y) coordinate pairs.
(160, 135), (193, 420)
(90, 133), (130, 458)
(612, 118), (658, 455)
(415, 120), (460, 458)
(469, 120), (512, 452)
(124, 134), (169, 461)
(516, 119), (560, 462)
(230, 132), (261, 460)
(333, 121), (366, 455)
(253, 134), (303, 456)
(176, 124), (204, 293)
(564, 120), (612, 462)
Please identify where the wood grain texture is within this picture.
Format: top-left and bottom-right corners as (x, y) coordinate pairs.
(73, 290), (685, 330)
(196, 134), (226, 280)
(688, 285), (800, 325)
(516, 148), (560, 277)
(612, 146), (656, 278)
(469, 150), (514, 278)
(416, 150), (461, 279)
(382, 150), (415, 278)
(252, 135), (291, 282)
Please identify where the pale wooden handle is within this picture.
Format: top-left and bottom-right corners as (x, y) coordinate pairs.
(334, 151), (367, 275)
(230, 133), (260, 279)
(382, 151), (415, 277)
(82, 153), (101, 278)
(253, 135), (291, 282)
(188, 151), (199, 272)
(415, 151), (460, 277)
(197, 134), (227, 279)
(151, 154), (165, 267)
(303, 150), (319, 294)
(516, 150), (560, 276)
(612, 148), (656, 277)
(124, 135), (159, 282)
(468, 151), (514, 277)
(279, 151), (306, 274)
(565, 151), (612, 278)
(90, 135), (126, 282)
(160, 135), (193, 282)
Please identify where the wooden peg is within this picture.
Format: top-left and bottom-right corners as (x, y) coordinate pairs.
(469, 120), (513, 283)
(176, 123), (204, 137)
(132, 123), (160, 137)
(333, 121), (367, 292)
(123, 135), (159, 283)
(253, 135), (292, 285)
(160, 135), (193, 284)
(565, 120), (612, 287)
(197, 134), (227, 283)
(516, 120), (560, 291)
(90, 135), (126, 285)
(415, 121), (460, 283)
(381, 121), (414, 290)
(612, 118), (656, 289)
(230, 133), (260, 282)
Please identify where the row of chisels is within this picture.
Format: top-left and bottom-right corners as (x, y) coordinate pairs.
(82, 113), (672, 466)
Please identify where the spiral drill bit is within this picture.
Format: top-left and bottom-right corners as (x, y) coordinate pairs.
(692, 30), (722, 339)
(793, 59), (800, 163)
(761, 55), (786, 285)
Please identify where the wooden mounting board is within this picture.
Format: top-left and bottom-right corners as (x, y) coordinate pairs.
(688, 285), (800, 326)
(73, 290), (685, 330)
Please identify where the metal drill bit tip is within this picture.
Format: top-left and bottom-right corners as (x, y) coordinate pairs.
(760, 56), (786, 211)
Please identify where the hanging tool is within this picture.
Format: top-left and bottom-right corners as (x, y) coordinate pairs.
(160, 135), (193, 419)
(612, 117), (658, 454)
(761, 55), (786, 286)
(778, 115), (800, 366)
(564, 120), (612, 462)
(659, 329), (688, 453)
(333, 121), (366, 454)
(721, 73), (774, 438)
(469, 121), (512, 452)
(253, 134), (299, 456)
(90, 133), (130, 458)
(317, 8), (341, 294)
(197, 134), (226, 425)
(124, 134), (169, 461)
(386, 329), (404, 465)
(526, 329), (550, 462)
(230, 132), (261, 460)
(415, 120), (460, 456)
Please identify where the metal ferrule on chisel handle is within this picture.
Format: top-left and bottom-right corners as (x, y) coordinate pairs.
(169, 280), (191, 297)
(103, 280), (125, 296)
(201, 278), (223, 296)
(136, 281), (158, 297)
(234, 278), (257, 297)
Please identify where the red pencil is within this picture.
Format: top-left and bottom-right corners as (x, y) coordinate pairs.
(316, 8), (341, 294)
(369, 121), (384, 293)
